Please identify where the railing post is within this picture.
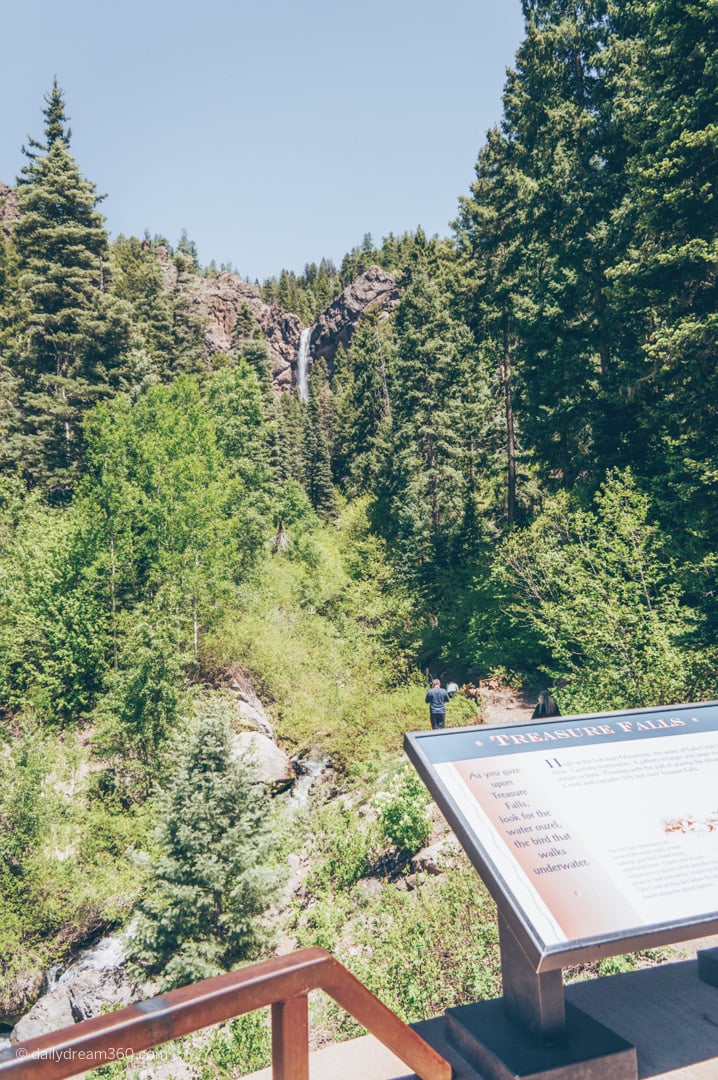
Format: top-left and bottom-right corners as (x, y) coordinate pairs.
(271, 995), (309, 1080)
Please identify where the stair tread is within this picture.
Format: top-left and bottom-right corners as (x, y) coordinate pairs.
(242, 1017), (483, 1079)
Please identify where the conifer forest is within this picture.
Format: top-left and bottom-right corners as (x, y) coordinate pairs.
(0, 1), (716, 1073)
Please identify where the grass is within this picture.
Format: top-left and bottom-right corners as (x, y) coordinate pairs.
(208, 505), (431, 767)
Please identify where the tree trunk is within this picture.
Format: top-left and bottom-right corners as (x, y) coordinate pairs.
(501, 318), (517, 527)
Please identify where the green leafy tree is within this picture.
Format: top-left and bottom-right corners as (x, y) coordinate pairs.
(499, 470), (708, 711)
(0, 487), (110, 725)
(80, 377), (259, 661)
(129, 704), (283, 989)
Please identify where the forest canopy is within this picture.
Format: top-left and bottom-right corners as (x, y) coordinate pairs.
(0, 0), (716, 1025)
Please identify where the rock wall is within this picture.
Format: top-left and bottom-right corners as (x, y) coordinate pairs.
(310, 265), (401, 372)
(0, 180), (401, 393)
(190, 273), (301, 392)
(190, 265), (401, 393)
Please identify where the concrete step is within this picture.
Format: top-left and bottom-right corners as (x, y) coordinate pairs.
(243, 1015), (482, 1079)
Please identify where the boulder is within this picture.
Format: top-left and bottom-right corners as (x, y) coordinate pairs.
(10, 987), (74, 1044)
(11, 967), (138, 1044)
(68, 967), (138, 1023)
(232, 731), (294, 788)
(0, 969), (45, 1022)
(225, 670), (276, 738)
(410, 836), (458, 876)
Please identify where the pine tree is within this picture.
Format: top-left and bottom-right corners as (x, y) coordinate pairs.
(331, 315), (393, 495)
(110, 234), (174, 389)
(274, 392), (307, 486)
(371, 272), (474, 590)
(11, 81), (130, 497)
(605, 0), (718, 547)
(457, 2), (635, 496)
(129, 704), (283, 989)
(303, 356), (337, 517)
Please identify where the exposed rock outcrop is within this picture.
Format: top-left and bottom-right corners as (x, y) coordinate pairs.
(0, 182), (19, 234)
(0, 970), (44, 1023)
(190, 272), (301, 391)
(226, 669), (276, 738)
(232, 731), (294, 789)
(0, 182), (400, 394)
(310, 265), (401, 371)
(11, 966), (138, 1045)
(410, 835), (460, 877)
(189, 266), (400, 391)
(224, 669), (294, 788)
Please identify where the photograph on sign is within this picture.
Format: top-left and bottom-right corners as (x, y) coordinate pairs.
(405, 702), (718, 963)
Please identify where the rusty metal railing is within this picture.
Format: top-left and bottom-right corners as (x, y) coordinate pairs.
(0, 946), (452, 1080)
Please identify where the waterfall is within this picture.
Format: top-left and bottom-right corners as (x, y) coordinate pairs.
(290, 752), (329, 809)
(296, 327), (312, 401)
(43, 932), (129, 996)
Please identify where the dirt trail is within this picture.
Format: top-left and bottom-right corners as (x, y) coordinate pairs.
(477, 684), (537, 726)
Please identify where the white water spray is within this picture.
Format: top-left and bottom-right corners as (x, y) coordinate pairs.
(296, 327), (313, 401)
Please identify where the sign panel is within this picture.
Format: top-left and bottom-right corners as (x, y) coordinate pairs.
(405, 701), (718, 971)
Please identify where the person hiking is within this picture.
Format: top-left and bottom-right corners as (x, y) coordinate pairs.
(425, 679), (450, 729)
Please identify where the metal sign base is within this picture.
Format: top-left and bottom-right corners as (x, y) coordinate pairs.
(445, 999), (637, 1080)
(444, 915), (637, 1080)
(697, 947), (718, 987)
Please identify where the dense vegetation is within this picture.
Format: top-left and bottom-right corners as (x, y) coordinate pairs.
(0, 0), (716, 1070)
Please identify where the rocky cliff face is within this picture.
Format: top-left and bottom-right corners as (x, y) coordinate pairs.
(0, 182), (19, 235)
(310, 265), (401, 372)
(189, 272), (301, 392)
(0, 180), (401, 391)
(191, 264), (400, 392)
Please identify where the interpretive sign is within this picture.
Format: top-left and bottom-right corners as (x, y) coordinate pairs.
(405, 701), (718, 972)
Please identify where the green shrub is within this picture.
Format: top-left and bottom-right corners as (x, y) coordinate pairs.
(373, 767), (432, 855)
(198, 1009), (271, 1077)
(306, 799), (377, 892)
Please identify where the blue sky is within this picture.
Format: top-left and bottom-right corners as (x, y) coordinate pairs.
(1, 1), (525, 282)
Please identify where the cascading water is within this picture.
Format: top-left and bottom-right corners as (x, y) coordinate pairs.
(53, 933), (128, 987)
(2, 931), (131, 1054)
(295, 327), (313, 401)
(291, 752), (329, 809)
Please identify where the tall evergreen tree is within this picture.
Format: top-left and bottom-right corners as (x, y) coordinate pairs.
(372, 272), (474, 590)
(11, 81), (130, 497)
(605, 0), (718, 551)
(129, 704), (282, 989)
(303, 356), (337, 517)
(109, 234), (174, 390)
(331, 314), (393, 495)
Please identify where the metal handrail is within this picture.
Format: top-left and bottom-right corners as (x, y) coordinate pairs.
(0, 947), (452, 1080)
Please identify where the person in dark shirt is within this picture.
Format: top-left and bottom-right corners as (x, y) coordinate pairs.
(425, 679), (450, 729)
(531, 690), (560, 719)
